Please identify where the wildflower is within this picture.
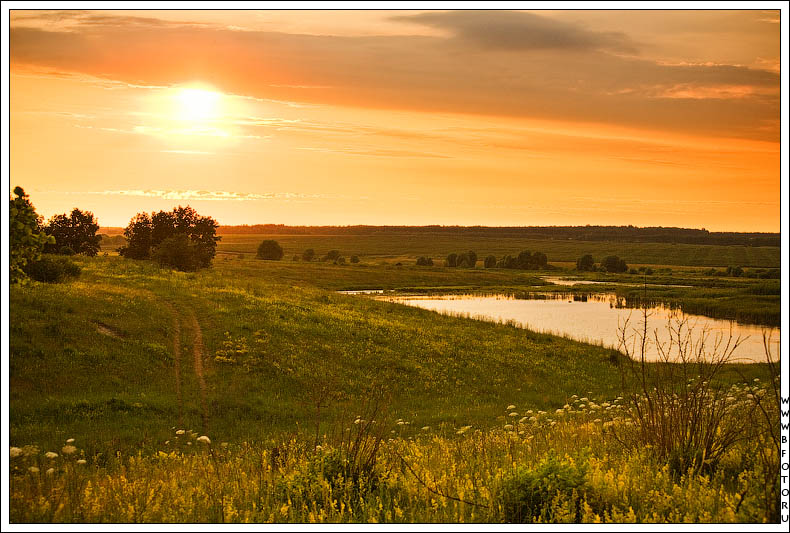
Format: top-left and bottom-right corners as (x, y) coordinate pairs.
(66, 438), (75, 444)
(579, 404), (586, 409)
(175, 430), (185, 435)
(76, 459), (87, 465)
(61, 445), (77, 455)
(753, 378), (760, 382)
(197, 436), (211, 445)
(165, 441), (170, 445)
(563, 404), (570, 409)
(397, 421), (406, 426)
(187, 442), (192, 446)
(10, 447), (23, 459)
(580, 397), (589, 402)
(422, 426), (430, 431)
(354, 418), (362, 425)
(46, 468), (55, 475)
(550, 421), (556, 426)
(593, 418), (602, 423)
(519, 417), (528, 424)
(221, 442), (229, 448)
(506, 404), (516, 410)
(526, 410), (534, 415)
(28, 466), (39, 474)
(45, 452), (58, 459)
(509, 412), (519, 417)
(555, 409), (564, 414)
(529, 416), (537, 422)
(504, 424), (514, 431)
(22, 445), (39, 457)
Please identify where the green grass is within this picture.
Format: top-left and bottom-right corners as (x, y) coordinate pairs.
(208, 233), (781, 268)
(9, 253), (780, 523)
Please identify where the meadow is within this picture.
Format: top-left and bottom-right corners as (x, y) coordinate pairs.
(9, 246), (782, 523)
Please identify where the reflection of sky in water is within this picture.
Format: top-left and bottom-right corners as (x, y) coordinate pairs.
(384, 293), (779, 364)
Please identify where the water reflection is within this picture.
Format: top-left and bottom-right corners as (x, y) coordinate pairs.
(381, 293), (780, 364)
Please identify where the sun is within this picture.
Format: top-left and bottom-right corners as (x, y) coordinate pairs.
(174, 87), (222, 122)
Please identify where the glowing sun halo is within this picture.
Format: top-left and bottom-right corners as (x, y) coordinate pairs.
(175, 87), (222, 121)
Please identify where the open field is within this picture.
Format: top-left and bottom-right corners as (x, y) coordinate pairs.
(102, 232), (781, 269)
(9, 253), (781, 522)
(209, 233), (781, 268)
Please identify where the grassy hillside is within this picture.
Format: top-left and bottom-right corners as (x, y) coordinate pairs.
(9, 255), (780, 522)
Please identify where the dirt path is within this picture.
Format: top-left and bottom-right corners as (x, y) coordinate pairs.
(186, 309), (210, 433)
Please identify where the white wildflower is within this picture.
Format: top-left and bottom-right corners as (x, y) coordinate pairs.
(28, 466), (39, 474)
(197, 436), (211, 445)
(504, 424), (514, 430)
(10, 447), (23, 459)
(509, 412), (519, 417)
(61, 445), (77, 455)
(506, 404), (516, 410)
(46, 468), (55, 475)
(76, 459), (87, 465)
(66, 438), (75, 444)
(45, 452), (58, 460)
(175, 430), (185, 435)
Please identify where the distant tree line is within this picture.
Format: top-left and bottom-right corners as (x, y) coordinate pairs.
(577, 254), (630, 273)
(215, 224), (779, 247)
(413, 250), (552, 270)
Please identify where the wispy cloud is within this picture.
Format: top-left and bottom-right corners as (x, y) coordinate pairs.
(82, 189), (361, 202)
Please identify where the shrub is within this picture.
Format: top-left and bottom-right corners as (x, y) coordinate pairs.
(257, 240), (284, 261)
(484, 255), (497, 268)
(302, 248), (315, 262)
(350, 255), (360, 264)
(334, 256), (346, 265)
(152, 234), (202, 271)
(323, 250), (341, 262)
(445, 253), (458, 267)
(576, 254), (595, 272)
(59, 246), (76, 256)
(416, 256), (433, 266)
(21, 255), (81, 283)
(497, 455), (593, 523)
(602, 255), (628, 273)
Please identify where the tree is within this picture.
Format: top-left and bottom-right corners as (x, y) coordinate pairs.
(416, 256), (433, 266)
(350, 255), (360, 264)
(302, 248), (315, 262)
(484, 255), (497, 268)
(257, 240), (284, 261)
(602, 255), (628, 273)
(152, 234), (202, 271)
(119, 206), (220, 268)
(323, 250), (341, 262)
(44, 208), (101, 256)
(516, 250), (532, 269)
(467, 250), (478, 268)
(445, 253), (458, 267)
(9, 187), (54, 284)
(576, 254), (595, 272)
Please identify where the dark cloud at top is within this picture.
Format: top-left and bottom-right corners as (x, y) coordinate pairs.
(9, 12), (780, 141)
(392, 10), (637, 54)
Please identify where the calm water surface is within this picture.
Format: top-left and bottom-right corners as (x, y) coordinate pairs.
(381, 293), (779, 363)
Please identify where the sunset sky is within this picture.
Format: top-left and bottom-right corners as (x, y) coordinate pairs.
(8, 7), (783, 231)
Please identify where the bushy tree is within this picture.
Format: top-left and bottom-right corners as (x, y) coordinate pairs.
(576, 254), (595, 272)
(416, 256), (434, 266)
(9, 186), (54, 284)
(257, 240), (284, 261)
(484, 255), (497, 268)
(118, 206), (220, 268)
(350, 255), (360, 264)
(602, 255), (628, 273)
(445, 253), (458, 267)
(323, 250), (341, 262)
(152, 234), (202, 271)
(302, 248), (315, 262)
(44, 208), (101, 256)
